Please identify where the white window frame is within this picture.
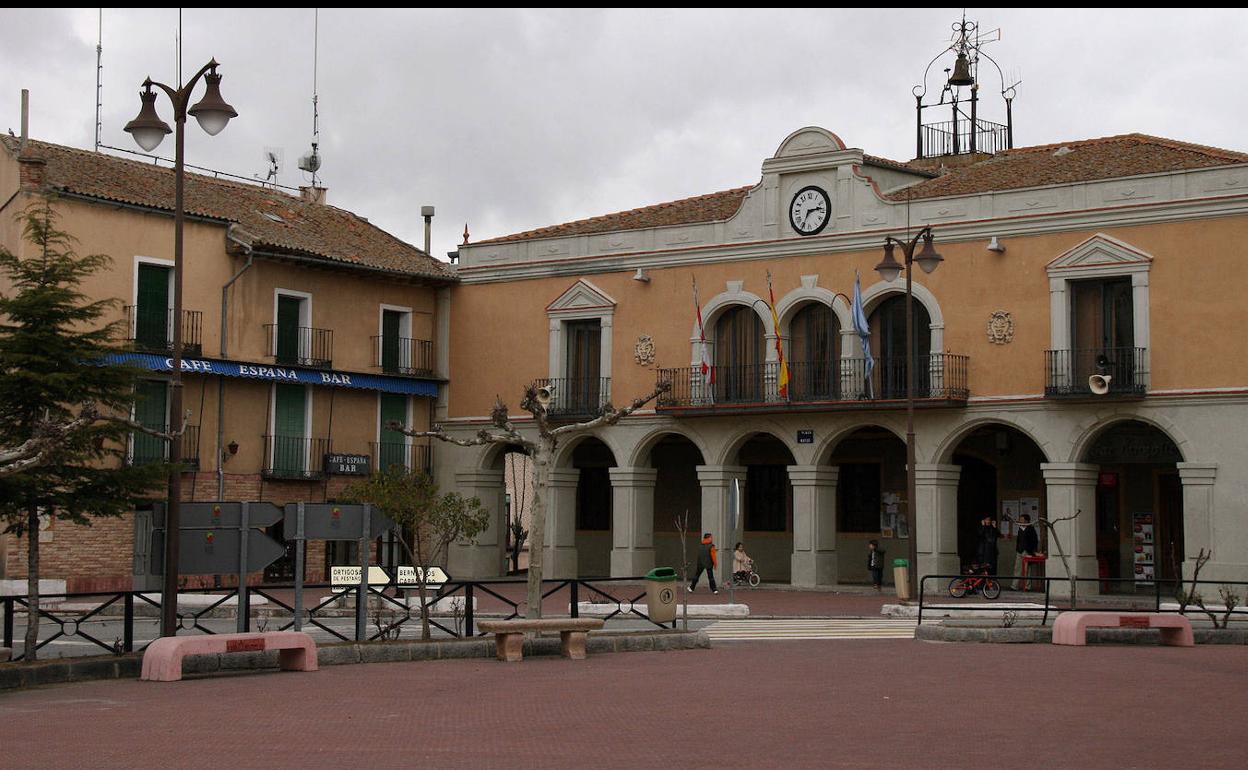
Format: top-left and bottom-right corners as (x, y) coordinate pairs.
(273, 288), (313, 361)
(1046, 233), (1152, 354)
(546, 280), (615, 401)
(132, 256), (175, 342)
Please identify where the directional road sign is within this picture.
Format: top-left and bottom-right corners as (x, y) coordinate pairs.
(287, 503), (396, 541)
(151, 501), (284, 529)
(151, 528), (287, 575)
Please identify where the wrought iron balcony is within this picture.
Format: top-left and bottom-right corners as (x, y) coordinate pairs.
(123, 306), (203, 357)
(1045, 347), (1148, 399)
(128, 424), (200, 470)
(264, 325), (333, 369)
(919, 117), (1009, 158)
(656, 355), (969, 413)
(370, 440), (433, 473)
(371, 335), (435, 377)
(533, 377), (611, 419)
(261, 435), (331, 479)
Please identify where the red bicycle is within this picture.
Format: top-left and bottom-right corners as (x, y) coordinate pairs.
(948, 564), (1001, 600)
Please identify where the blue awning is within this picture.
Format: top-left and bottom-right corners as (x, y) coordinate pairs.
(108, 353), (439, 397)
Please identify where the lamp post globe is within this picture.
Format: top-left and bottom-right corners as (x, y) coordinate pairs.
(187, 70), (237, 136)
(124, 86), (171, 152)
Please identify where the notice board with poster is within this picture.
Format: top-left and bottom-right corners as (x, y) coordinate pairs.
(1133, 512), (1155, 585)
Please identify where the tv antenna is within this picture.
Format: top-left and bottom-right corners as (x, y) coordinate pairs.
(260, 147), (283, 187)
(297, 8), (323, 185)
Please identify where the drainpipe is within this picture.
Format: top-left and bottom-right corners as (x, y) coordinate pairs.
(217, 224), (255, 499)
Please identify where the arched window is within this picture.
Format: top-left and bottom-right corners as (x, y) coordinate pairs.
(870, 295), (931, 399)
(714, 306), (765, 403)
(789, 303), (840, 400)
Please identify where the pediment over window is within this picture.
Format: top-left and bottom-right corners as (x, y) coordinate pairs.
(546, 279), (617, 314)
(1047, 234), (1154, 275)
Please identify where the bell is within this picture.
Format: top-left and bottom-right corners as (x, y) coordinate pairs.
(948, 52), (974, 87)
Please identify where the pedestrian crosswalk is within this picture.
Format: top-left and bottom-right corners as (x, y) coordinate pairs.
(703, 618), (917, 641)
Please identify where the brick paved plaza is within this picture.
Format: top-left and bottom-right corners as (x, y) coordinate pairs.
(2, 639), (1243, 769)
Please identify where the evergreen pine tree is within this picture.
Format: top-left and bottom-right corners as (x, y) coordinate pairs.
(0, 201), (167, 660)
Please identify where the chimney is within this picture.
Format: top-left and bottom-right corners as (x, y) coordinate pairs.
(17, 88), (46, 191)
(299, 185), (328, 205)
(421, 205), (435, 254)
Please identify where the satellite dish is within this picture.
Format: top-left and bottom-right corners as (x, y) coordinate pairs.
(298, 150), (321, 173)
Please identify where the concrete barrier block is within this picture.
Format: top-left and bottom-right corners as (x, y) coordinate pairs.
(361, 642), (412, 664)
(317, 643), (362, 666)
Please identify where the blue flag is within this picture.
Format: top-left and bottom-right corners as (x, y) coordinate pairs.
(852, 271), (874, 398)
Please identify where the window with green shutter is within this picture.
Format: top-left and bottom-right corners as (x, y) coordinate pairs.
(378, 394), (407, 470)
(276, 295), (303, 365)
(132, 380), (168, 465)
(272, 383), (307, 475)
(136, 264), (171, 349)
(381, 309), (403, 374)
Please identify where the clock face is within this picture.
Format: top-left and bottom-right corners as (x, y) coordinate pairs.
(790, 186), (830, 235)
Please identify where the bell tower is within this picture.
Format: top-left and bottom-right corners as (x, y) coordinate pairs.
(912, 14), (1019, 165)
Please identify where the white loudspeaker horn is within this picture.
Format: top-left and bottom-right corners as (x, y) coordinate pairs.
(1088, 374), (1113, 395)
(536, 384), (556, 406)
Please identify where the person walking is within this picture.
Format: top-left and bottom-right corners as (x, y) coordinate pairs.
(1012, 513), (1040, 589)
(976, 515), (1000, 575)
(689, 532), (718, 594)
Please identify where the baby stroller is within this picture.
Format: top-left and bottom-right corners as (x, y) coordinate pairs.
(731, 558), (762, 588)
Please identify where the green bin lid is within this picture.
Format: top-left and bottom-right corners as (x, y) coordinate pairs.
(645, 567), (679, 581)
(893, 559), (909, 567)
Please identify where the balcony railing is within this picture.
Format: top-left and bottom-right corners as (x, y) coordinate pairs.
(371, 335), (435, 377)
(262, 435), (331, 479)
(920, 117), (1010, 158)
(657, 355), (969, 411)
(123, 306), (202, 357)
(533, 377), (611, 419)
(370, 440), (433, 473)
(128, 424), (200, 470)
(1045, 347), (1148, 398)
(264, 325), (333, 369)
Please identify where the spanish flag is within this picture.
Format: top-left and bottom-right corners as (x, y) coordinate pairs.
(766, 271), (790, 399)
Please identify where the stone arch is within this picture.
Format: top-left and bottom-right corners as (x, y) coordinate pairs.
(480, 441), (524, 471)
(772, 126), (848, 158)
(933, 415), (1054, 465)
(688, 282), (772, 366)
(626, 426), (710, 468)
(812, 420), (906, 466)
(552, 430), (627, 469)
(1068, 412), (1190, 464)
(858, 277), (945, 353)
(775, 278), (852, 336)
(713, 423), (799, 466)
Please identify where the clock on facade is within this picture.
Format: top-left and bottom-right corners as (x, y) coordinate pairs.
(789, 185), (830, 235)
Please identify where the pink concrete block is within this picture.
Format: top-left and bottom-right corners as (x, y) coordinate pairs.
(141, 631), (318, 682)
(1052, 612), (1194, 647)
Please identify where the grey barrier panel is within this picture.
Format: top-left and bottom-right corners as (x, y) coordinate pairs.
(153, 528), (287, 575)
(285, 503), (395, 541)
(151, 501), (283, 529)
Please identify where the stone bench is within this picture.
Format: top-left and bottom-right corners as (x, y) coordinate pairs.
(140, 631), (318, 682)
(1052, 611), (1194, 647)
(477, 618), (605, 662)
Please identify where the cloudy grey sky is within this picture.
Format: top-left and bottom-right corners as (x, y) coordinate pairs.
(2, 8), (1246, 259)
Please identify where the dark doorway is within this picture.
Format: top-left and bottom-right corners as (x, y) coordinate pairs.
(955, 454), (997, 568)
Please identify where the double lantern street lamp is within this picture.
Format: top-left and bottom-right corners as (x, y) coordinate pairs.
(874, 227), (943, 603)
(124, 60), (237, 639)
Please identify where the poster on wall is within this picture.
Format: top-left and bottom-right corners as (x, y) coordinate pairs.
(880, 492), (908, 538)
(1001, 500), (1020, 536)
(1133, 512), (1155, 586)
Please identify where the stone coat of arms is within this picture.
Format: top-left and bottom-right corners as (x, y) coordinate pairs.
(634, 335), (656, 366)
(987, 311), (1014, 345)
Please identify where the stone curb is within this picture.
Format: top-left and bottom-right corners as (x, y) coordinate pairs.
(914, 624), (1248, 644)
(0, 630), (710, 692)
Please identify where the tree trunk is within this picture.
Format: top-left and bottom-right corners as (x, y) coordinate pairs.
(525, 452), (550, 618)
(25, 505), (39, 661)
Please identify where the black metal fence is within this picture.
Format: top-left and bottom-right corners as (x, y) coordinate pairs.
(920, 117), (1010, 158)
(1045, 347), (1148, 398)
(124, 305), (203, 356)
(532, 377), (611, 418)
(261, 435), (331, 479)
(657, 354), (969, 409)
(128, 424), (200, 470)
(372, 335), (435, 377)
(264, 324), (333, 369)
(1, 577), (671, 661)
(370, 440), (433, 473)
(917, 573), (1248, 626)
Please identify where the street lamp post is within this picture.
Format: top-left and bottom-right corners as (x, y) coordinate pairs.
(125, 59), (237, 638)
(874, 227), (942, 602)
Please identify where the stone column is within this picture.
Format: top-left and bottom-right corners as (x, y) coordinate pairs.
(447, 470), (506, 578)
(543, 468), (581, 579)
(696, 465), (747, 586)
(609, 467), (658, 577)
(788, 465), (838, 587)
(1177, 463), (1217, 578)
(1041, 463), (1099, 596)
(914, 464), (961, 584)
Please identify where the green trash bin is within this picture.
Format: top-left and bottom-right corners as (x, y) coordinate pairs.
(644, 567), (679, 623)
(893, 559), (911, 601)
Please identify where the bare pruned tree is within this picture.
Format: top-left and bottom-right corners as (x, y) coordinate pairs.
(1037, 508), (1083, 603)
(392, 381), (670, 618)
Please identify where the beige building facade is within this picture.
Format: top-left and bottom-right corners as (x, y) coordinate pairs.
(0, 137), (454, 591)
(437, 126), (1248, 593)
